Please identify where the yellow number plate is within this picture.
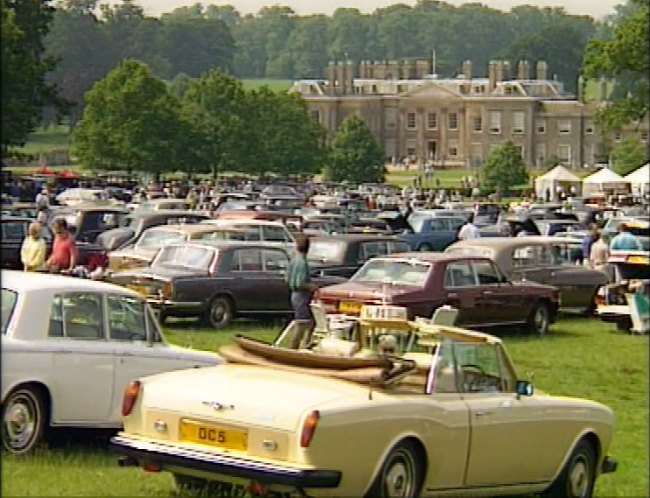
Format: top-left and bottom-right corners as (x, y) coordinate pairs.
(180, 420), (248, 451)
(626, 256), (649, 265)
(339, 301), (363, 315)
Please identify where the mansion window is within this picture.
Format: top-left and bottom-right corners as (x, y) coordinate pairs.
(512, 111), (525, 134)
(310, 110), (320, 123)
(427, 112), (437, 130)
(448, 139), (459, 157)
(406, 112), (416, 130)
(406, 140), (416, 157)
(641, 131), (648, 142)
(514, 145), (524, 158)
(473, 116), (482, 132)
(557, 145), (571, 164)
(614, 131), (622, 142)
(585, 120), (595, 134)
(489, 111), (502, 134)
(558, 119), (571, 135)
(536, 143), (546, 166)
(536, 119), (546, 134)
(448, 112), (458, 130)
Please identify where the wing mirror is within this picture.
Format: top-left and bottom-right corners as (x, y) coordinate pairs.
(515, 380), (534, 398)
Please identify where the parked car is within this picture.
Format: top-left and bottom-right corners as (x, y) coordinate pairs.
(109, 242), (343, 328)
(111, 324), (616, 497)
(201, 219), (296, 254)
(49, 204), (130, 243)
(0, 271), (221, 454)
(131, 198), (192, 214)
(1, 216), (107, 271)
(602, 218), (650, 251)
(107, 223), (241, 271)
(96, 210), (210, 251)
(317, 253), (560, 335)
(307, 234), (411, 279)
(446, 237), (609, 313)
(398, 214), (466, 251)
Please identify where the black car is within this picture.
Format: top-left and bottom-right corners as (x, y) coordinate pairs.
(49, 204), (130, 243)
(109, 241), (343, 328)
(96, 210), (210, 251)
(307, 234), (411, 278)
(1, 216), (107, 270)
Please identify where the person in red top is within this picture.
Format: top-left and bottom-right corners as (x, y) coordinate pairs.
(46, 218), (78, 273)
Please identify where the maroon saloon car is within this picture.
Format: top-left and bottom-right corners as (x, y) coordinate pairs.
(316, 252), (560, 335)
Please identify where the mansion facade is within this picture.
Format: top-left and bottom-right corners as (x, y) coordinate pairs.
(291, 59), (648, 169)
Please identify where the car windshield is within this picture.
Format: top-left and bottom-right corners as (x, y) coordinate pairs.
(307, 240), (346, 264)
(136, 229), (186, 249)
(446, 246), (494, 259)
(154, 245), (216, 270)
(352, 259), (431, 286)
(1, 289), (18, 334)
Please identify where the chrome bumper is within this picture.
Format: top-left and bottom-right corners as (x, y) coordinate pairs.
(146, 298), (203, 312)
(110, 434), (341, 488)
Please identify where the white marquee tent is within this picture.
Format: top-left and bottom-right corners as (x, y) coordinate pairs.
(582, 167), (630, 196)
(624, 163), (649, 196)
(534, 165), (582, 201)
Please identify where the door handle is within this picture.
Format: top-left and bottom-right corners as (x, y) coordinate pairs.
(483, 290), (494, 295)
(474, 410), (493, 417)
(550, 272), (556, 277)
(447, 293), (458, 299)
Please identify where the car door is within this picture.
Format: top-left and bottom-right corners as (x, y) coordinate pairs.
(261, 249), (292, 312)
(544, 242), (597, 310)
(459, 342), (553, 486)
(510, 244), (551, 284)
(471, 260), (528, 324)
(442, 261), (483, 325)
(49, 292), (115, 423)
(227, 248), (267, 311)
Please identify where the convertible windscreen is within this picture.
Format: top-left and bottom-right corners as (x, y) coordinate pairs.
(352, 260), (431, 286)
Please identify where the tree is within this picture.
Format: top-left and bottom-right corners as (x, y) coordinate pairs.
(1, 0), (60, 155)
(326, 116), (384, 183)
(610, 136), (647, 175)
(481, 140), (529, 194)
(71, 59), (186, 176)
(582, 0), (649, 131)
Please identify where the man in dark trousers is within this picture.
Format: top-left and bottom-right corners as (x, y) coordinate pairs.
(285, 234), (318, 348)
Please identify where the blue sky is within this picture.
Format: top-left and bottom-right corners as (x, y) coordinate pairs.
(137, 1), (620, 20)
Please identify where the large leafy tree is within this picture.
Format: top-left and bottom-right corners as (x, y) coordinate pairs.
(72, 59), (186, 176)
(581, 0), (649, 131)
(1, 0), (60, 154)
(610, 136), (647, 175)
(326, 116), (384, 183)
(481, 140), (529, 194)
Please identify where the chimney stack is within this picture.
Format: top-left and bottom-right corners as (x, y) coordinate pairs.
(462, 60), (472, 79)
(536, 60), (548, 80)
(517, 60), (530, 80)
(495, 61), (504, 83)
(488, 61), (497, 91)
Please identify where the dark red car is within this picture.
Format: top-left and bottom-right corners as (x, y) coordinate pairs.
(317, 252), (560, 335)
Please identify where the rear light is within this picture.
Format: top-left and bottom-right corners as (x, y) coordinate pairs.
(248, 482), (268, 497)
(142, 461), (161, 473)
(300, 410), (320, 448)
(319, 298), (337, 313)
(122, 380), (141, 417)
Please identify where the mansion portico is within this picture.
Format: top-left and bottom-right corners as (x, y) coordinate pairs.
(291, 59), (648, 169)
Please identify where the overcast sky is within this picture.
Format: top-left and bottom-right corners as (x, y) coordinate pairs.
(136, 0), (620, 20)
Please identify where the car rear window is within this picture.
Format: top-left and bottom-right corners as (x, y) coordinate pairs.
(353, 259), (430, 286)
(1, 289), (18, 334)
(307, 240), (346, 264)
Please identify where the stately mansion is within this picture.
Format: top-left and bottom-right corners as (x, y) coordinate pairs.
(291, 59), (648, 169)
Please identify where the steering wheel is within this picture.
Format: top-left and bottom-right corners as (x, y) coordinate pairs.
(460, 363), (486, 375)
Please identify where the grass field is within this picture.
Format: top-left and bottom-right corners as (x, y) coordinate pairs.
(2, 317), (647, 496)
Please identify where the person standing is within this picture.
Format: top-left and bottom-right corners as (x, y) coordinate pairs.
(610, 222), (643, 251)
(35, 188), (50, 210)
(285, 234), (318, 348)
(45, 218), (78, 273)
(21, 222), (46, 271)
(590, 232), (610, 271)
(457, 213), (481, 240)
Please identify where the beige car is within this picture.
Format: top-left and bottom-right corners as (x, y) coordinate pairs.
(111, 324), (616, 497)
(108, 224), (240, 271)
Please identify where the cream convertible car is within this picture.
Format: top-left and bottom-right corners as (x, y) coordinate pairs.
(111, 324), (617, 498)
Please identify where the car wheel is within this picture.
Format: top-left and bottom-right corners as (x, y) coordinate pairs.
(366, 440), (424, 498)
(206, 296), (234, 329)
(2, 386), (46, 454)
(527, 301), (550, 335)
(418, 243), (432, 252)
(545, 439), (596, 497)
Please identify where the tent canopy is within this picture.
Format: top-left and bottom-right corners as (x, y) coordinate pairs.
(534, 165), (582, 200)
(582, 167), (630, 196)
(583, 167), (626, 184)
(624, 163), (650, 194)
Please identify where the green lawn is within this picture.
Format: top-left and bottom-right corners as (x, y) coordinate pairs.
(241, 79), (293, 92)
(2, 317), (647, 496)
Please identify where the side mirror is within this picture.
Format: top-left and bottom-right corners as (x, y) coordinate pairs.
(515, 380), (534, 398)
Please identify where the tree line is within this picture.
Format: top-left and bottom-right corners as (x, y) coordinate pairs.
(41, 0), (602, 125)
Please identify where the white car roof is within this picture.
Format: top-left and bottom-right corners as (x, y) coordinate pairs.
(2, 270), (138, 297)
(203, 219), (288, 228)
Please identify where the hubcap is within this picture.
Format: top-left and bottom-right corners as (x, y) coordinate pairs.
(535, 307), (548, 333)
(4, 395), (37, 450)
(212, 303), (227, 323)
(568, 457), (589, 496)
(384, 450), (415, 497)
